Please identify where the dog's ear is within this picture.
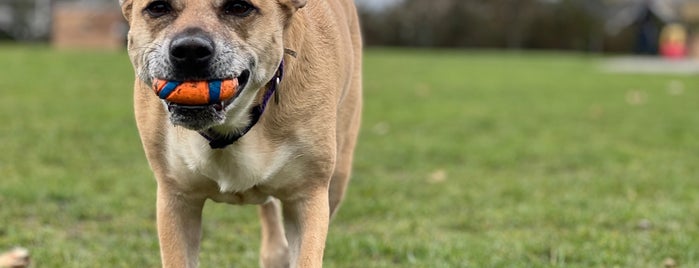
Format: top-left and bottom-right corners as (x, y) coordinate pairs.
(119, 0), (134, 22)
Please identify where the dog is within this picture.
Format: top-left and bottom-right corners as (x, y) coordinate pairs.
(119, 0), (362, 267)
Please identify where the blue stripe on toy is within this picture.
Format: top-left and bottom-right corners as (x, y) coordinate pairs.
(208, 80), (222, 104)
(158, 81), (180, 100)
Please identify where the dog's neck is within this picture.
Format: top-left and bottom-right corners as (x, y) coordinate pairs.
(198, 59), (285, 149)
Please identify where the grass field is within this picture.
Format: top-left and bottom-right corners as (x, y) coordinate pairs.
(1, 45), (699, 267)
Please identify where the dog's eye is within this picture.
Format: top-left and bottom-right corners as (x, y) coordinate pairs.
(145, 1), (172, 18)
(222, 0), (255, 17)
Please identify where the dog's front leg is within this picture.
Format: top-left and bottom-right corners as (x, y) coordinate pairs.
(282, 187), (330, 268)
(156, 184), (206, 268)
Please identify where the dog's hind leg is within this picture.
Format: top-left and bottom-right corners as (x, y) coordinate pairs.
(259, 198), (289, 268)
(330, 84), (362, 218)
(328, 167), (351, 218)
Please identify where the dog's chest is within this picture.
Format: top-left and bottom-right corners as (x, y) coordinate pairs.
(167, 137), (298, 196)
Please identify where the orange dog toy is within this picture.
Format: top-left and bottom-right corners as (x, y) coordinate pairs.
(153, 79), (238, 105)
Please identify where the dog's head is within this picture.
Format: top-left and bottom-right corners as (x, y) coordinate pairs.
(121, 0), (304, 130)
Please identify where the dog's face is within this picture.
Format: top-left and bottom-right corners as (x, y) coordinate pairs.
(121, 0), (305, 130)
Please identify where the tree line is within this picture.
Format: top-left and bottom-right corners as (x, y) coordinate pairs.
(358, 0), (648, 52)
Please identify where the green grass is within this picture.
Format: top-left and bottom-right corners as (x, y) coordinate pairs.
(1, 45), (699, 267)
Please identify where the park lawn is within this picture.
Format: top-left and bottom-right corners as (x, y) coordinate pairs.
(1, 45), (699, 267)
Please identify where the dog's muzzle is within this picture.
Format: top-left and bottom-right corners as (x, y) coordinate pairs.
(153, 28), (251, 131)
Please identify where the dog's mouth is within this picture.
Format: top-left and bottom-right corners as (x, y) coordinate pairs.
(158, 70), (251, 130)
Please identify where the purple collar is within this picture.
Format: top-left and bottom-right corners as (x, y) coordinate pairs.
(199, 60), (284, 149)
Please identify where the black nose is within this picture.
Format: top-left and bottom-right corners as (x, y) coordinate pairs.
(169, 33), (214, 68)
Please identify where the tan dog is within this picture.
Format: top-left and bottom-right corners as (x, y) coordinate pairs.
(119, 0), (361, 267)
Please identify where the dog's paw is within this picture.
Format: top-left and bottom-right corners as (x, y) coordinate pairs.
(0, 247), (30, 268)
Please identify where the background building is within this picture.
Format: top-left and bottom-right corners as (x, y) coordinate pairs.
(0, 0), (123, 49)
